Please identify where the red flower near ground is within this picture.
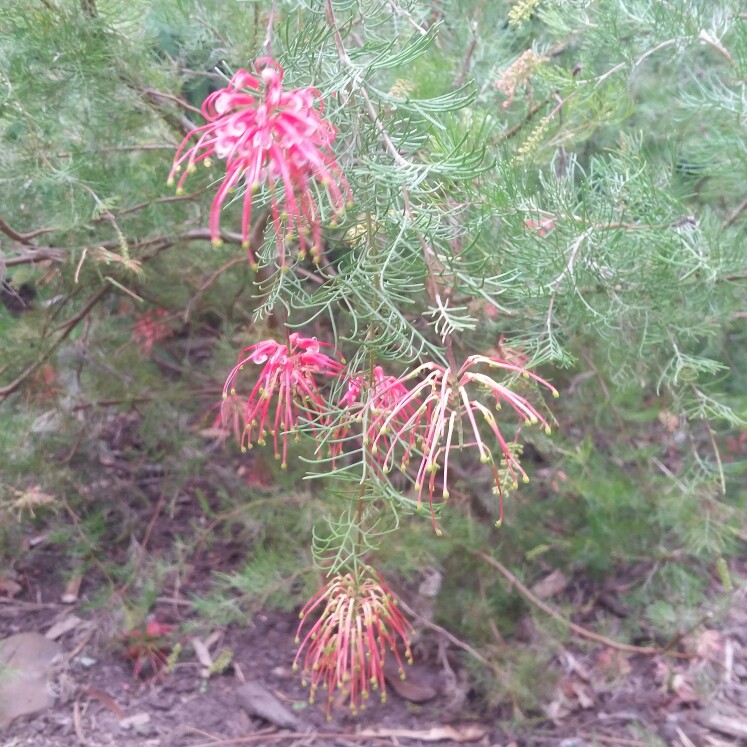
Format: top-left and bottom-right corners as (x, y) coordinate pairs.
(222, 333), (344, 468)
(168, 57), (352, 269)
(123, 619), (175, 679)
(293, 568), (414, 717)
(369, 356), (558, 532)
(131, 308), (172, 356)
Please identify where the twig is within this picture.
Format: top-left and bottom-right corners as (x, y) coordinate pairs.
(117, 491), (167, 597)
(387, 0), (428, 35)
(454, 21), (478, 88)
(0, 216), (57, 243)
(141, 87), (202, 116)
(105, 190), (207, 221)
(725, 195), (747, 227)
(474, 550), (690, 658)
(3, 247), (67, 267)
(501, 102), (545, 140)
(324, 0), (411, 170)
(185, 730), (402, 747)
(0, 285), (109, 400)
(395, 595), (503, 676)
(262, 1), (276, 55)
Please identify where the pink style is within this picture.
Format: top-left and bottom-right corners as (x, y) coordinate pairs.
(168, 58), (352, 268)
(222, 333), (345, 469)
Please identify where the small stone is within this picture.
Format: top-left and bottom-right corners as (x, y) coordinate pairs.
(0, 632), (63, 729)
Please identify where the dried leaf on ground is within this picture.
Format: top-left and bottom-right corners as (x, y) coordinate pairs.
(235, 681), (301, 730)
(531, 570), (569, 600)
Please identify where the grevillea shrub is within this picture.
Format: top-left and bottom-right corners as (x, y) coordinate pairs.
(172, 54), (561, 712)
(2, 0), (745, 719)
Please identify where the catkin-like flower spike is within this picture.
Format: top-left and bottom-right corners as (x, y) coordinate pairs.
(293, 568), (414, 718)
(168, 58), (352, 269)
(369, 356), (557, 533)
(222, 333), (344, 468)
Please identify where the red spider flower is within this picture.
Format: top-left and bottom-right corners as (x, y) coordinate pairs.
(222, 333), (344, 468)
(293, 568), (414, 718)
(123, 619), (175, 679)
(168, 57), (352, 269)
(131, 308), (173, 356)
(328, 366), (421, 466)
(369, 355), (559, 533)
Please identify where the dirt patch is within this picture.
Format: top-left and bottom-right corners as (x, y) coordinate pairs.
(2, 434), (746, 747)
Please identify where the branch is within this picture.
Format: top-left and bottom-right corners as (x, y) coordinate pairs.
(395, 595), (503, 676)
(474, 550), (690, 658)
(0, 286), (109, 400)
(725, 195), (747, 227)
(454, 21), (478, 88)
(0, 217), (58, 243)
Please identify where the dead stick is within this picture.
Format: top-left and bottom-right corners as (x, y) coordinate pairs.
(474, 550), (690, 658)
(0, 285), (109, 399)
(186, 731), (399, 747)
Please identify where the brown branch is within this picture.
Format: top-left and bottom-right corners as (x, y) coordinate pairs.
(140, 87), (202, 116)
(3, 248), (67, 267)
(0, 217), (59, 243)
(474, 550), (690, 658)
(395, 595), (503, 676)
(725, 195), (747, 227)
(0, 217), (43, 245)
(454, 21), (478, 88)
(93, 189), (207, 222)
(0, 286), (109, 400)
(501, 101), (545, 140)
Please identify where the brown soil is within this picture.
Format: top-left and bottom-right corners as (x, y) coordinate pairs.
(1, 435), (746, 747)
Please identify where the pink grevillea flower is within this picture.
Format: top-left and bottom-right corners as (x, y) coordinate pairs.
(131, 308), (172, 356)
(222, 333), (344, 468)
(369, 355), (559, 533)
(293, 568), (414, 718)
(168, 57), (352, 269)
(328, 366), (421, 466)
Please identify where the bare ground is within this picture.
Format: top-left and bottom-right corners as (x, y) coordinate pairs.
(1, 422), (746, 747)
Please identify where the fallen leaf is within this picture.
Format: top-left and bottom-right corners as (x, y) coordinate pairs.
(45, 615), (83, 640)
(671, 672), (699, 704)
(531, 569), (569, 600)
(694, 629), (723, 661)
(383, 656), (438, 703)
(696, 710), (747, 739)
(570, 681), (594, 709)
(80, 687), (125, 720)
(595, 649), (631, 679)
(190, 637), (213, 668)
(0, 573), (22, 599)
(235, 681), (300, 730)
(61, 569), (83, 604)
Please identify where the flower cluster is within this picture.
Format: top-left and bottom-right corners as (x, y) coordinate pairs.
(222, 333), (344, 468)
(367, 355), (558, 533)
(168, 57), (352, 269)
(173, 60), (559, 719)
(293, 568), (414, 717)
(131, 307), (173, 356)
(123, 619), (175, 680)
(328, 365), (418, 466)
